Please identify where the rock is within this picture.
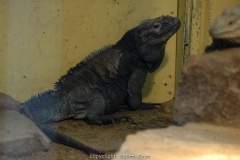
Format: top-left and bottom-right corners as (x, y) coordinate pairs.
(0, 110), (51, 157)
(173, 48), (240, 127)
(0, 92), (21, 110)
(161, 100), (173, 114)
(114, 123), (240, 160)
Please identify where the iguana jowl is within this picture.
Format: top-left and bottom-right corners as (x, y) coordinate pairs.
(20, 15), (181, 154)
(205, 4), (240, 52)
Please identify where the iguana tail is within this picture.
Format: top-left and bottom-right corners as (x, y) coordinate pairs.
(36, 124), (105, 155)
(20, 90), (105, 155)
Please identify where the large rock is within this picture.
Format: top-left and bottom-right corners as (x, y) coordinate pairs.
(173, 48), (240, 127)
(0, 93), (51, 157)
(0, 92), (21, 110)
(0, 110), (51, 157)
(114, 123), (240, 160)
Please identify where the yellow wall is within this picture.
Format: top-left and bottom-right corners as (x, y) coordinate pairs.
(0, 0), (178, 103)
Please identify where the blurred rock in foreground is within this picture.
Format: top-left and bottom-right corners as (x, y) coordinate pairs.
(173, 48), (240, 127)
(114, 123), (240, 160)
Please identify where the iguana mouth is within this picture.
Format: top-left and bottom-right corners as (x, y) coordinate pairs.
(170, 21), (181, 31)
(210, 31), (240, 39)
(165, 22), (181, 37)
(156, 24), (180, 42)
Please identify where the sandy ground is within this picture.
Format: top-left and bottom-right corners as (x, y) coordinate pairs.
(1, 100), (173, 160)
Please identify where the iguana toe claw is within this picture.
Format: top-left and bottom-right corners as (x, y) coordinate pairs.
(90, 115), (133, 124)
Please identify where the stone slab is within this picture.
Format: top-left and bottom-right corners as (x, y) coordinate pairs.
(114, 123), (240, 160)
(173, 48), (240, 127)
(0, 92), (20, 111)
(0, 110), (51, 157)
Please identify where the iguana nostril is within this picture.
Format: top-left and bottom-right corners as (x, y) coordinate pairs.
(228, 21), (233, 25)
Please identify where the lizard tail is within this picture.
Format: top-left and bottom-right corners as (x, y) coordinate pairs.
(36, 123), (105, 155)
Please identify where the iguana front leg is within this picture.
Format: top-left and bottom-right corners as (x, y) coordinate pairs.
(205, 39), (226, 53)
(83, 93), (132, 125)
(126, 67), (150, 110)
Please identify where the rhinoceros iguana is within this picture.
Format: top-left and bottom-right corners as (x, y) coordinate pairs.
(205, 4), (240, 53)
(20, 15), (181, 155)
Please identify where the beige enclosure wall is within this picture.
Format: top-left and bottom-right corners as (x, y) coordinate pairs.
(0, 0), (178, 103)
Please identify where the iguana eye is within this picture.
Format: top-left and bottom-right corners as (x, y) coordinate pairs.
(153, 22), (161, 29)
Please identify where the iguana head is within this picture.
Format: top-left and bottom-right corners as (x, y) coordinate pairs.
(209, 4), (240, 45)
(135, 15), (181, 72)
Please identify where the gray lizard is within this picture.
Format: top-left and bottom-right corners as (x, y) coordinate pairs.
(205, 4), (240, 53)
(20, 15), (181, 154)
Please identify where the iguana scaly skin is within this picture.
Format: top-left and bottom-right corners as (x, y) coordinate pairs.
(205, 4), (240, 52)
(20, 15), (181, 154)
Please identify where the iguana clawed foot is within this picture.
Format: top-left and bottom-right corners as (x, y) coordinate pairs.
(90, 115), (134, 125)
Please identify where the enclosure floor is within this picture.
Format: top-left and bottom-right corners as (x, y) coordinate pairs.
(1, 100), (173, 160)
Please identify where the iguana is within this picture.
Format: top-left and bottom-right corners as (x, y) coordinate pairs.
(205, 4), (240, 53)
(20, 15), (181, 155)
